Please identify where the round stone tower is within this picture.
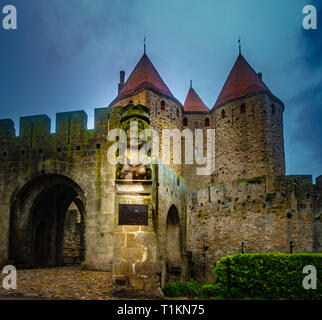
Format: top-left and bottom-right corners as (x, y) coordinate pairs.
(109, 52), (183, 175)
(211, 54), (285, 192)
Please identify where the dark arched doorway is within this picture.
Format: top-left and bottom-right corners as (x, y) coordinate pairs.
(166, 205), (182, 282)
(9, 174), (86, 268)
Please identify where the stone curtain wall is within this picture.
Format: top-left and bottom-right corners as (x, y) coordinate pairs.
(187, 175), (322, 282)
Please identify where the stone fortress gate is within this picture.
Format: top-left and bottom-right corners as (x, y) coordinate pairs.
(0, 51), (321, 296)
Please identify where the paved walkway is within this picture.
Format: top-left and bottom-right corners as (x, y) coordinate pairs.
(0, 267), (113, 300)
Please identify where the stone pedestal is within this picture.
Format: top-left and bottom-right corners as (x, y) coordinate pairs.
(112, 180), (163, 298)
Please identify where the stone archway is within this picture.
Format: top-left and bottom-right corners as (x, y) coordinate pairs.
(166, 204), (182, 282)
(9, 174), (86, 268)
(62, 198), (86, 266)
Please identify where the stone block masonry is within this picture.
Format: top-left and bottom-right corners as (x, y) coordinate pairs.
(63, 207), (85, 266)
(187, 175), (322, 282)
(211, 93), (285, 194)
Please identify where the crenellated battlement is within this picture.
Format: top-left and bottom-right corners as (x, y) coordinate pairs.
(0, 107), (126, 163)
(189, 175), (322, 207)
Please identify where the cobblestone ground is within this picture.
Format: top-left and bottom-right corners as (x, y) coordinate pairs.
(0, 267), (113, 300)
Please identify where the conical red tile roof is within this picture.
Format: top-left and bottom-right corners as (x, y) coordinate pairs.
(114, 53), (174, 102)
(213, 54), (270, 109)
(183, 87), (209, 112)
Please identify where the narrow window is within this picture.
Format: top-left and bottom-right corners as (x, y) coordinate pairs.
(221, 109), (225, 119)
(76, 211), (81, 223)
(161, 100), (165, 110)
(183, 117), (188, 126)
(272, 104), (276, 114)
(177, 108), (179, 117)
(240, 103), (246, 114)
(205, 117), (210, 127)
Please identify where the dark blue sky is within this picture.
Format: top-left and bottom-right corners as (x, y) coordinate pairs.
(0, 0), (321, 179)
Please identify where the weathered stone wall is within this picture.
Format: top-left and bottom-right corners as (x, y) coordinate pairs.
(0, 111), (116, 271)
(63, 207), (84, 266)
(187, 175), (322, 282)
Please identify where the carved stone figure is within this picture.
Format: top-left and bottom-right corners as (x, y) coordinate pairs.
(116, 104), (152, 180)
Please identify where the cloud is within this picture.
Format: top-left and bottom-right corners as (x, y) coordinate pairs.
(20, 0), (142, 65)
(285, 79), (322, 178)
(283, 0), (322, 178)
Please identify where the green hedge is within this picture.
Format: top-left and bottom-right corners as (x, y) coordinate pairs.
(212, 253), (322, 299)
(199, 283), (217, 298)
(162, 280), (199, 297)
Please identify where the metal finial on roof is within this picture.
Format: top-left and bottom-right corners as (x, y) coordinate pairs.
(144, 35), (146, 54)
(190, 80), (192, 89)
(238, 36), (241, 55)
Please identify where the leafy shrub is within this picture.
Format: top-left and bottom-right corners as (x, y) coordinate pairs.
(212, 253), (322, 300)
(199, 283), (218, 298)
(162, 279), (199, 297)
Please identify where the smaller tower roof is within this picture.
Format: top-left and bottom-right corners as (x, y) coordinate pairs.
(213, 54), (270, 109)
(183, 86), (209, 112)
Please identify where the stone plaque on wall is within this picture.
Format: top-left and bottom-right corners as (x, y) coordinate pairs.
(118, 204), (148, 226)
